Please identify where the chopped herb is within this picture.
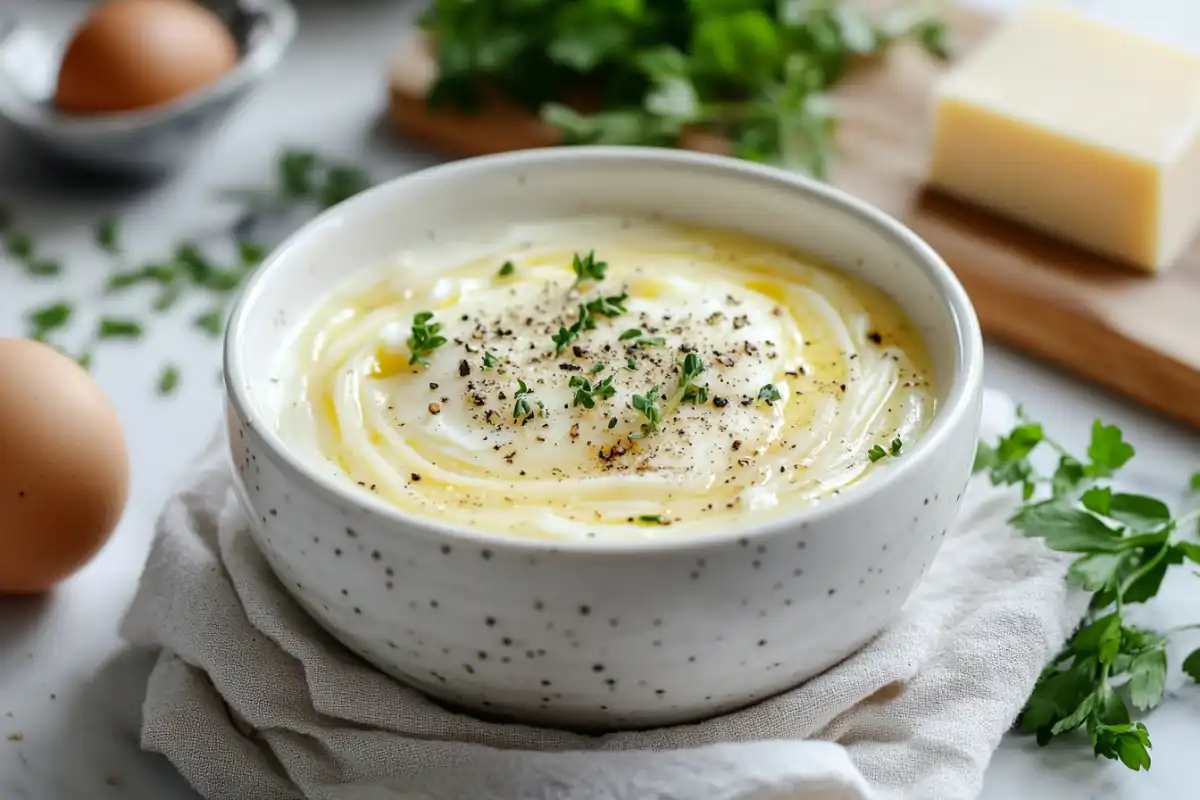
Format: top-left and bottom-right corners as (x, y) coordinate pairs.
(584, 291), (628, 318)
(513, 378), (537, 421)
(158, 364), (180, 395)
(619, 328), (643, 341)
(634, 335), (666, 348)
(6, 231), (33, 260)
(570, 250), (607, 287)
(625, 357), (638, 371)
(552, 304), (593, 354)
(153, 281), (185, 312)
(203, 269), (245, 292)
(757, 383), (782, 406)
(569, 374), (617, 409)
(482, 350), (500, 371)
(408, 311), (447, 366)
(194, 310), (225, 337)
(498, 260), (515, 277)
(637, 515), (666, 525)
(26, 259), (61, 277)
(319, 165), (373, 209)
(630, 385), (662, 437)
(238, 241), (266, 268)
(98, 317), (143, 339)
(280, 150), (318, 197)
(589, 362), (605, 374)
(107, 264), (176, 291)
(868, 437), (903, 463)
(174, 243), (212, 284)
(27, 302), (72, 339)
(95, 216), (120, 254)
(677, 353), (708, 404)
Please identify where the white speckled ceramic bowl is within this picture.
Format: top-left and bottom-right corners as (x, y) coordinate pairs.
(223, 147), (984, 731)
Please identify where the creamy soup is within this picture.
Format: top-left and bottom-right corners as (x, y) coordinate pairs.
(277, 218), (935, 540)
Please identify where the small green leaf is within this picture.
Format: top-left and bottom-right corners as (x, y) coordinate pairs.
(25, 259), (61, 277)
(498, 260), (515, 277)
(867, 445), (887, 463)
(238, 241), (266, 268)
(1067, 552), (1124, 592)
(1127, 648), (1167, 711)
(1010, 503), (1125, 553)
(95, 215), (120, 254)
(97, 317), (143, 339)
(157, 364), (180, 396)
(1107, 493), (1171, 530)
(1190, 472), (1200, 491)
(194, 310), (225, 338)
(972, 440), (995, 473)
(27, 302), (72, 337)
(757, 383), (782, 405)
(637, 515), (665, 525)
(1087, 421), (1134, 477)
(1182, 648), (1200, 682)
(1071, 613), (1121, 661)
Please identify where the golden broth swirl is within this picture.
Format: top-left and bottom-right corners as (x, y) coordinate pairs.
(278, 219), (935, 540)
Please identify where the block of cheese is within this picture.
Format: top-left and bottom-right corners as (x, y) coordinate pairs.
(929, 5), (1200, 273)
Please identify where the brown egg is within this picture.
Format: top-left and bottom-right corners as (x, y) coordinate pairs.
(54, 0), (239, 114)
(0, 339), (130, 594)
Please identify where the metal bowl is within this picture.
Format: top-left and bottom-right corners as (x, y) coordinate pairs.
(0, 0), (297, 179)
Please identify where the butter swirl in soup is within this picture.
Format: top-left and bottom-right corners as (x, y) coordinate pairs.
(278, 218), (935, 540)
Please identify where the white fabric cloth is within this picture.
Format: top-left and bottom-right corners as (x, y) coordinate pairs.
(121, 389), (1085, 800)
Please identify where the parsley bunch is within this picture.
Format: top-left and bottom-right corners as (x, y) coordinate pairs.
(420, 0), (950, 176)
(976, 411), (1200, 771)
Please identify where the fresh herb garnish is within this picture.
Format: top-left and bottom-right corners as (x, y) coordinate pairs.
(513, 378), (537, 421)
(408, 311), (448, 366)
(6, 231), (33, 260)
(584, 291), (628, 318)
(157, 364), (180, 396)
(482, 350), (500, 371)
(27, 302), (72, 340)
(589, 362), (605, 374)
(619, 328), (643, 341)
(977, 413), (1200, 772)
(498, 260), (515, 277)
(552, 304), (595, 354)
(637, 515), (666, 525)
(630, 385), (663, 438)
(570, 250), (607, 287)
(569, 374), (617, 409)
(867, 438), (903, 463)
(95, 216), (121, 254)
(98, 317), (143, 339)
(26, 259), (61, 277)
(677, 353), (708, 404)
(420, 1), (950, 177)
(238, 241), (266, 268)
(194, 310), (225, 338)
(619, 328), (665, 348)
(625, 357), (638, 371)
(757, 383), (782, 406)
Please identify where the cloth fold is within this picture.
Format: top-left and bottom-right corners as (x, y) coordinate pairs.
(121, 389), (1084, 800)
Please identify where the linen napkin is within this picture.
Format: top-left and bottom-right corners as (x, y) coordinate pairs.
(121, 388), (1086, 800)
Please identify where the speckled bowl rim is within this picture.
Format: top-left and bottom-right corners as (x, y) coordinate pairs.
(224, 146), (985, 555)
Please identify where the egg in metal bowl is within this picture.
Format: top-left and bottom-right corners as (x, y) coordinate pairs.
(223, 147), (983, 730)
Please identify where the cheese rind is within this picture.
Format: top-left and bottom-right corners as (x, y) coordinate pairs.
(930, 5), (1200, 272)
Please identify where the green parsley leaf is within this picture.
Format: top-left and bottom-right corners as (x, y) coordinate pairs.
(1127, 648), (1168, 712)
(757, 383), (782, 405)
(194, 310), (225, 338)
(26, 259), (61, 277)
(279, 150), (318, 197)
(637, 515), (666, 525)
(27, 302), (72, 339)
(408, 311), (447, 366)
(157, 364), (180, 396)
(238, 241), (266, 268)
(498, 260), (515, 277)
(6, 231), (33, 260)
(95, 215), (121, 254)
(625, 357), (638, 371)
(867, 444), (887, 463)
(618, 328), (643, 341)
(1182, 648), (1200, 682)
(482, 351), (500, 371)
(107, 263), (176, 291)
(1010, 502), (1125, 553)
(97, 317), (143, 340)
(1087, 421), (1135, 478)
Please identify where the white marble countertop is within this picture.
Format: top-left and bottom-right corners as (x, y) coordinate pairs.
(1, 1), (1198, 798)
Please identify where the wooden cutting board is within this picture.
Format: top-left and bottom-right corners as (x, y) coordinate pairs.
(387, 9), (1200, 430)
